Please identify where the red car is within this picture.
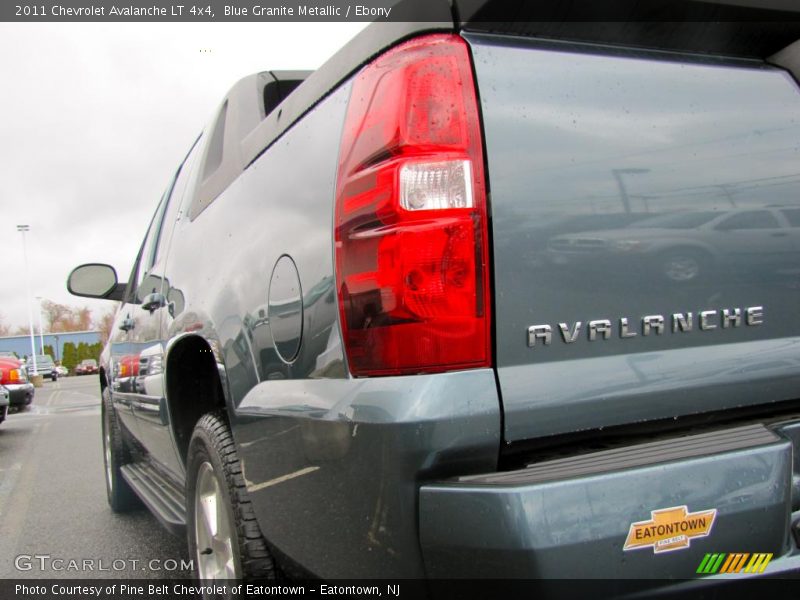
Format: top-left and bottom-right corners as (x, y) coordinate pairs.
(0, 357), (34, 408)
(75, 359), (99, 375)
(112, 354), (139, 393)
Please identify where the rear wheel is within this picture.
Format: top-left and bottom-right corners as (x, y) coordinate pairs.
(187, 412), (276, 584)
(101, 388), (140, 511)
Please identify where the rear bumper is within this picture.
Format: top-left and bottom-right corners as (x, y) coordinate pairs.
(5, 383), (34, 407)
(420, 423), (797, 581)
(232, 367), (800, 584)
(233, 369), (502, 579)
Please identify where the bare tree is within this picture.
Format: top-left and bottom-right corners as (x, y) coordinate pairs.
(41, 300), (93, 332)
(0, 314), (10, 337)
(42, 300), (71, 330)
(5, 302), (109, 339)
(96, 306), (119, 345)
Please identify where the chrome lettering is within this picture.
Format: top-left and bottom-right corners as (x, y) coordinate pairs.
(699, 310), (717, 330)
(642, 315), (664, 336)
(559, 322), (582, 343)
(672, 312), (693, 333)
(527, 325), (552, 347)
(588, 320), (612, 341)
(526, 305), (763, 347)
(746, 306), (764, 326)
(722, 308), (742, 328)
(620, 318), (637, 338)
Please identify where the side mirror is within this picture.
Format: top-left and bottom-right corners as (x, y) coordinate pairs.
(67, 264), (125, 301)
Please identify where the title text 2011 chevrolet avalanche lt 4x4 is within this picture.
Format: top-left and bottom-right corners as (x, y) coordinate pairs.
(67, 1), (800, 591)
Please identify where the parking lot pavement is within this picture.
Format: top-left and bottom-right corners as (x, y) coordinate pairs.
(0, 376), (192, 579)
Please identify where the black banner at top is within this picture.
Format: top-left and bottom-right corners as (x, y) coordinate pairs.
(6, 0), (399, 21)
(3, 0), (800, 23)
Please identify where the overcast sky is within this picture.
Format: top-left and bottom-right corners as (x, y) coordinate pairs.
(0, 21), (366, 332)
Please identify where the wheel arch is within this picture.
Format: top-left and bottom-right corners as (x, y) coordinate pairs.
(164, 333), (231, 466)
(99, 367), (107, 392)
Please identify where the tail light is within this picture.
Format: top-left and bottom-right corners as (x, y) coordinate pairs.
(7, 368), (26, 384)
(334, 34), (491, 376)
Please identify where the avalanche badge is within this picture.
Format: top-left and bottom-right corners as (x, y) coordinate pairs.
(624, 505), (717, 553)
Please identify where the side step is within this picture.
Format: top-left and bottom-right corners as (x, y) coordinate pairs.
(121, 463), (186, 536)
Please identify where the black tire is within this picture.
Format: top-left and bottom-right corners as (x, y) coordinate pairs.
(101, 388), (140, 511)
(187, 412), (276, 583)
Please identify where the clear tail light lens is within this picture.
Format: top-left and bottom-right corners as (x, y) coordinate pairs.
(334, 34), (491, 377)
(400, 160), (473, 211)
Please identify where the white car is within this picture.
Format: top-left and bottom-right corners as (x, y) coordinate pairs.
(0, 384), (9, 424)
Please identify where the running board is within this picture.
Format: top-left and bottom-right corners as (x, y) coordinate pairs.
(121, 463), (186, 536)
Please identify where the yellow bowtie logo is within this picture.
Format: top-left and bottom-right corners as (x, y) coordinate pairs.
(624, 505), (717, 553)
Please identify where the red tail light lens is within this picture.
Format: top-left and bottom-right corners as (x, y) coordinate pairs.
(7, 368), (25, 384)
(334, 34), (491, 376)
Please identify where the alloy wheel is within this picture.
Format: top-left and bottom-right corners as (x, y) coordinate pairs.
(194, 461), (238, 580)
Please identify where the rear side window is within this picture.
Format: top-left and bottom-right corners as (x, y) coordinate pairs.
(715, 211), (780, 230)
(780, 209), (800, 227)
(202, 101), (227, 181)
(127, 138), (201, 303)
(189, 101), (229, 220)
(154, 136), (202, 261)
(126, 195), (165, 303)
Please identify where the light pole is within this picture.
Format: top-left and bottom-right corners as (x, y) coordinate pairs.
(35, 296), (45, 355)
(16, 225), (38, 376)
(612, 168), (650, 214)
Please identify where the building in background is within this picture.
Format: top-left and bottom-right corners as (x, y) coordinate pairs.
(0, 330), (101, 362)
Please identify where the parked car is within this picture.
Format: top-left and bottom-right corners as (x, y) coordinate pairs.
(0, 357), (34, 409)
(74, 359), (98, 375)
(547, 208), (800, 283)
(26, 354), (57, 381)
(66, 4), (800, 590)
(0, 384), (9, 425)
(111, 353), (139, 393)
(54, 365), (69, 378)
